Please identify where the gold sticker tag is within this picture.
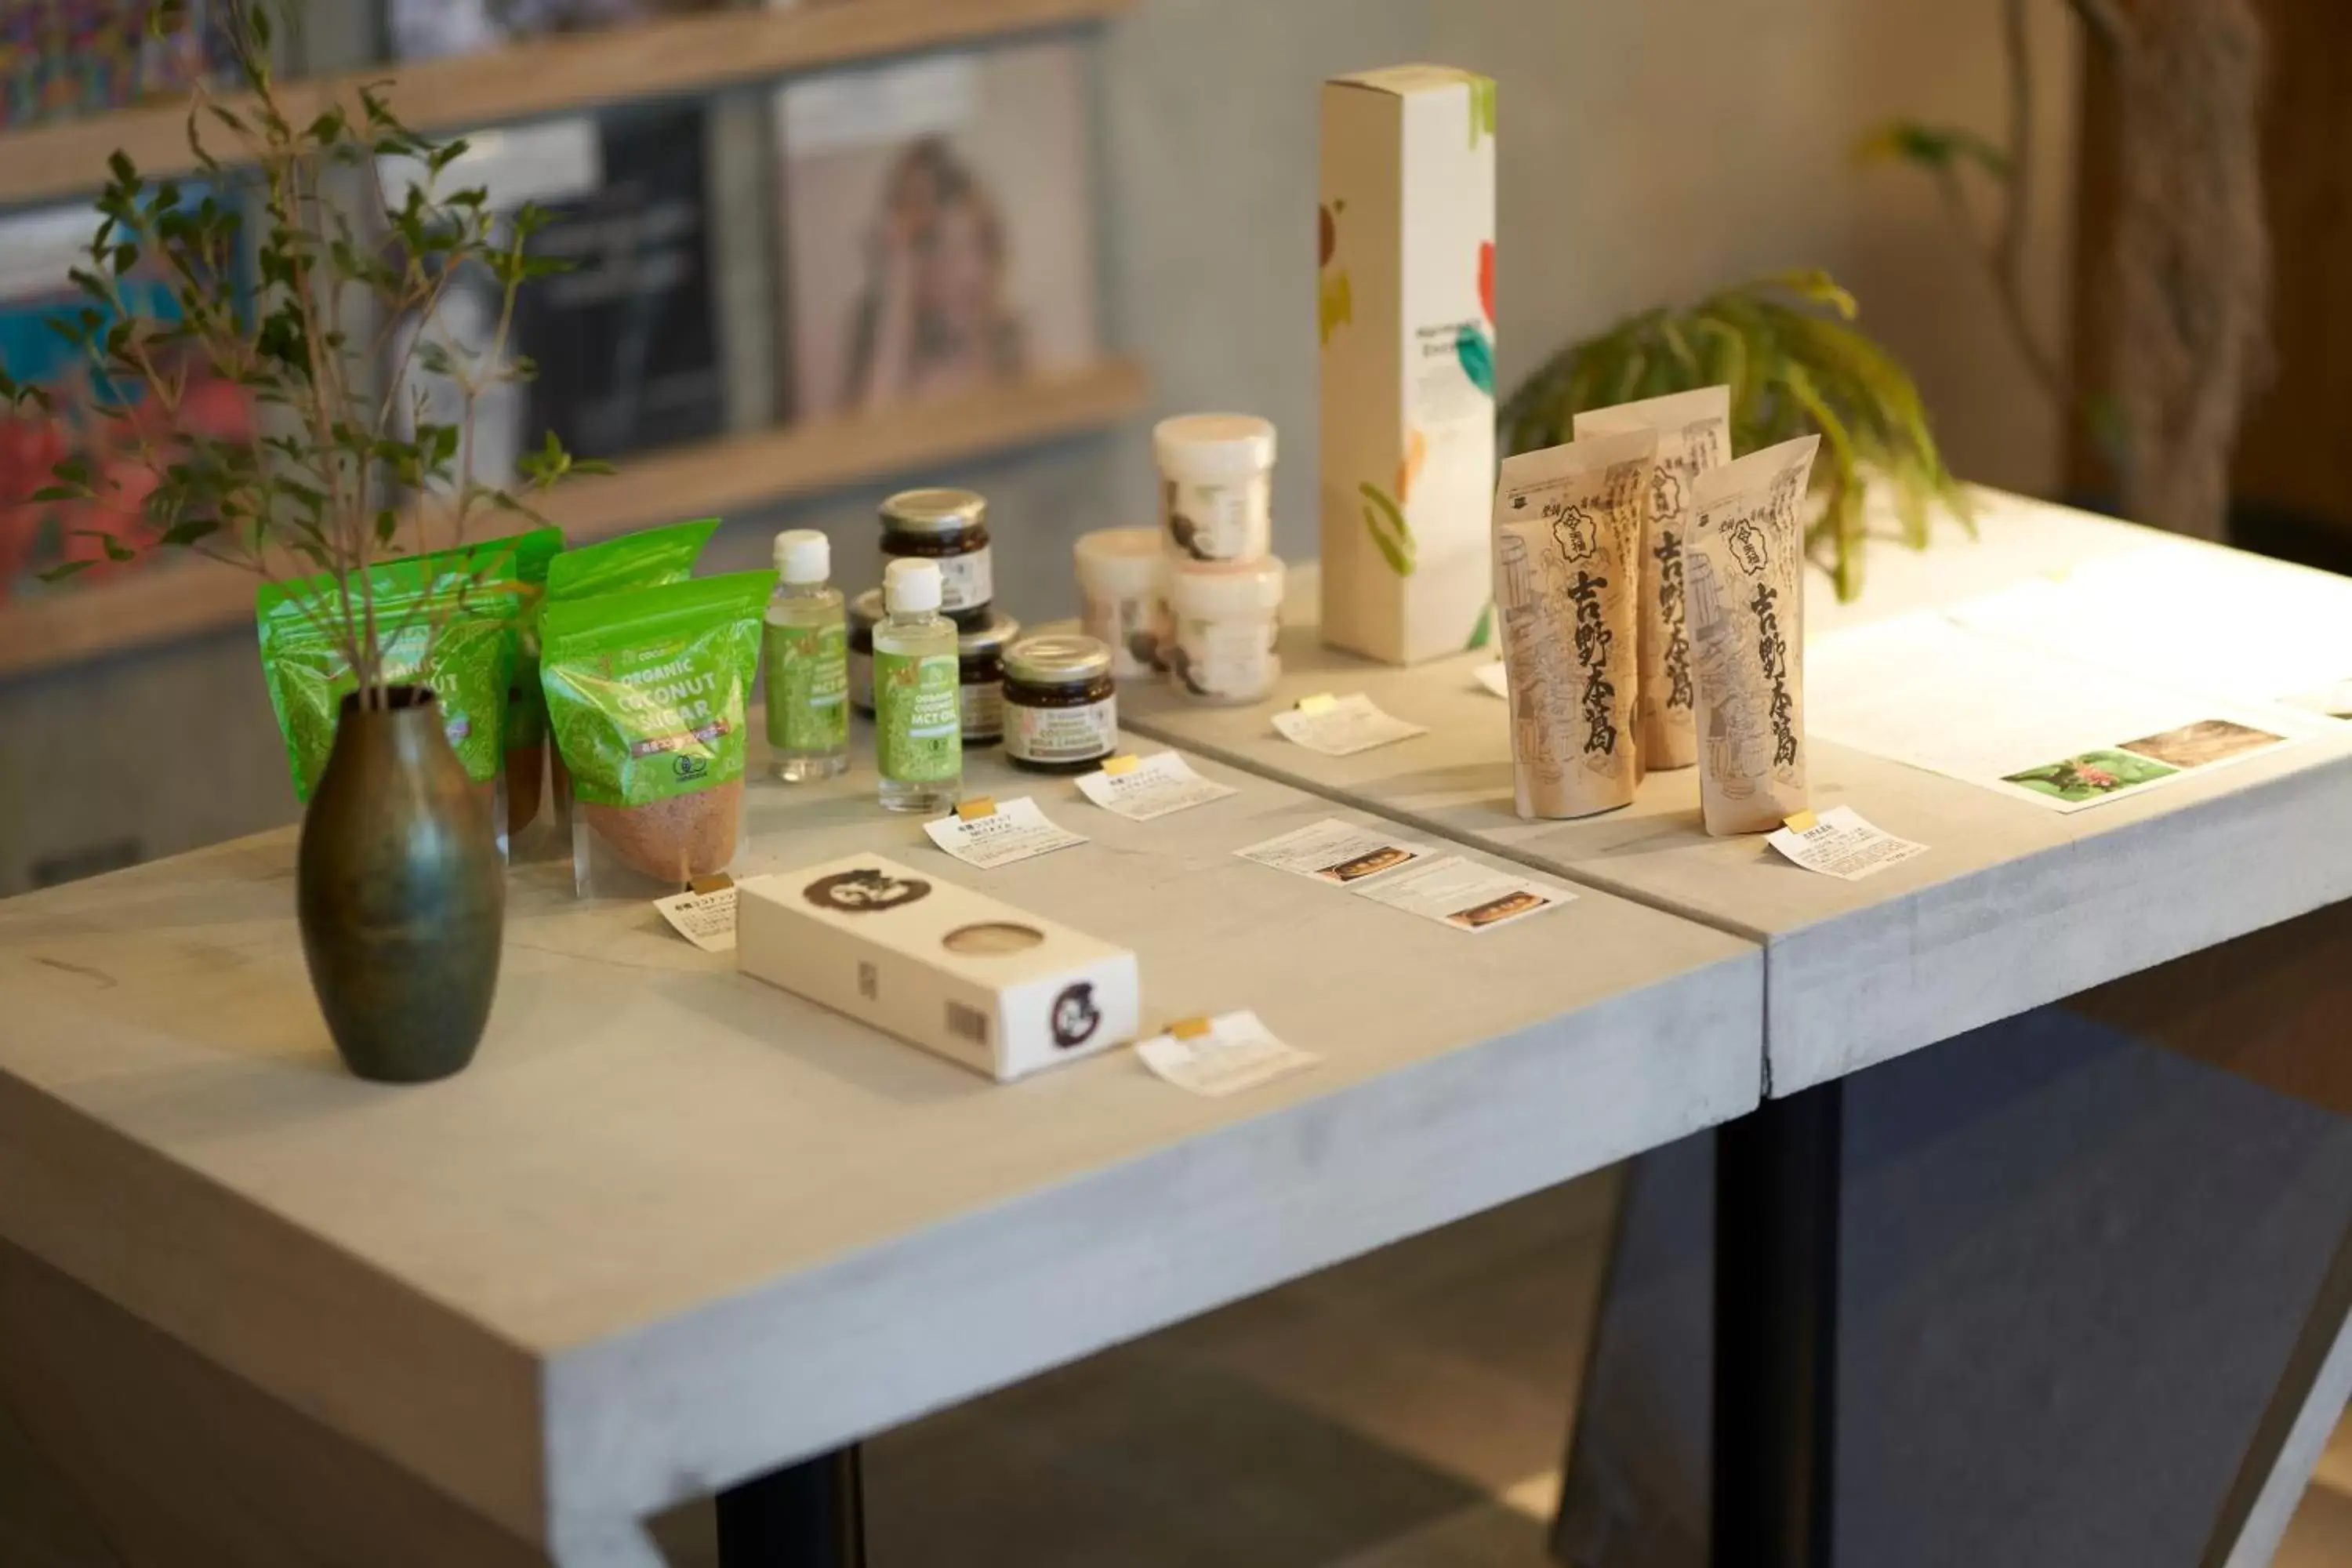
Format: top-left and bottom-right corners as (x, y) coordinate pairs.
(688, 873), (735, 895)
(955, 797), (998, 822)
(1296, 692), (1338, 714)
(1782, 810), (1818, 833)
(1167, 1015), (1214, 1040)
(1104, 754), (1141, 775)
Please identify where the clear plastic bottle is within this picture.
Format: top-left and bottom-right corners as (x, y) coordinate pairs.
(873, 558), (963, 813)
(763, 529), (851, 782)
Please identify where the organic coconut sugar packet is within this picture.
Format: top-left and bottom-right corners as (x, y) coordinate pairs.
(1491, 426), (1653, 819)
(536, 516), (720, 834)
(539, 569), (775, 896)
(256, 565), (524, 849)
(1684, 434), (1819, 836)
(1573, 385), (1731, 772)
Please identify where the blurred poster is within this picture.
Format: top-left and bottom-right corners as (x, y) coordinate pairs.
(775, 41), (1099, 419)
(385, 107), (725, 490)
(0, 194), (254, 603)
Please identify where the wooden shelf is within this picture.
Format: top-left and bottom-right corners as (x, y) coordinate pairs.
(0, 0), (1134, 212)
(0, 358), (1147, 680)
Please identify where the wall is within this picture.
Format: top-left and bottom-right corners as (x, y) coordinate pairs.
(0, 0), (2078, 893)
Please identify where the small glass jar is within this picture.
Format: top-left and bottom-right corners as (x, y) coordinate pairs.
(847, 587), (884, 717)
(1167, 555), (1286, 705)
(958, 609), (1018, 747)
(880, 488), (993, 629)
(1004, 634), (1119, 773)
(1073, 527), (1165, 682)
(1153, 413), (1276, 563)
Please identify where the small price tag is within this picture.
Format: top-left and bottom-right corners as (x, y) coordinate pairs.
(1765, 805), (1928, 882)
(1076, 751), (1239, 821)
(1472, 661), (1508, 699)
(654, 886), (738, 953)
(1272, 692), (1428, 756)
(1136, 1011), (1319, 1097)
(924, 797), (1088, 869)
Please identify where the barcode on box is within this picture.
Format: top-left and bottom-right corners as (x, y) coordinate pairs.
(946, 1002), (990, 1045)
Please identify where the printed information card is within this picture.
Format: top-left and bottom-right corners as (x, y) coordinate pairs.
(1272, 692), (1429, 756)
(1347, 855), (1576, 933)
(1137, 1011), (1319, 1097)
(653, 886), (739, 953)
(924, 797), (1088, 869)
(1763, 807), (1929, 882)
(1236, 818), (1443, 885)
(1075, 752), (1240, 821)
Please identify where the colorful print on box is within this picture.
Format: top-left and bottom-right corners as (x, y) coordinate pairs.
(1318, 65), (1496, 666)
(1, 0), (234, 130)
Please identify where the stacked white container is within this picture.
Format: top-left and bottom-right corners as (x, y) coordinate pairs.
(1145, 413), (1286, 705)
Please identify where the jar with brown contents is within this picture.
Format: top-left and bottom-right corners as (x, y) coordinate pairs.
(1004, 634), (1119, 773)
(879, 488), (993, 630)
(959, 610), (1019, 747)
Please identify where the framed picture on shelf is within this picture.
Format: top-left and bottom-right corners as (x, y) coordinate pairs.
(0, 192), (256, 608)
(774, 38), (1100, 420)
(383, 107), (727, 490)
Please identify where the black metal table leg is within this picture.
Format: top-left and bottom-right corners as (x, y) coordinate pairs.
(1712, 1078), (1843, 1568)
(716, 1444), (867, 1568)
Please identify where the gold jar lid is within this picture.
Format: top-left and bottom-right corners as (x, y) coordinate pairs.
(880, 488), (988, 535)
(1006, 633), (1112, 688)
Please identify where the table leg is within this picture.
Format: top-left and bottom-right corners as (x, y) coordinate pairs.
(715, 1444), (867, 1568)
(1712, 1079), (1842, 1568)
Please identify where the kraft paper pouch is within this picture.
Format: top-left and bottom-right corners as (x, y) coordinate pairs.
(1685, 434), (1819, 835)
(1491, 426), (1653, 818)
(1573, 385), (1731, 771)
(540, 569), (773, 897)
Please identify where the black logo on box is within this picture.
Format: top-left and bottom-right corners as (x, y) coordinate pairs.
(1051, 982), (1102, 1050)
(805, 867), (931, 913)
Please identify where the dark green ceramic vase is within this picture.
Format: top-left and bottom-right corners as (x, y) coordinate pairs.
(297, 685), (503, 1083)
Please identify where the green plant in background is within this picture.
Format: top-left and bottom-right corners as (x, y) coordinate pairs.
(0, 0), (599, 697)
(1500, 270), (1969, 601)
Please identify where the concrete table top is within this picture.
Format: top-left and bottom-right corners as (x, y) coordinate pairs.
(1123, 491), (2352, 1097)
(0, 735), (1758, 1564)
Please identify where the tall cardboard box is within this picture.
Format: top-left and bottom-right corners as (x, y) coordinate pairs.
(1319, 65), (1497, 666)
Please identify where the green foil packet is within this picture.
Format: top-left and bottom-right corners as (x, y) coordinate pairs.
(539, 571), (775, 810)
(542, 517), (719, 607)
(255, 565), (524, 803)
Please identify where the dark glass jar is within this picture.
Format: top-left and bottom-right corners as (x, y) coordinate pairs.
(958, 611), (1018, 747)
(847, 587), (884, 717)
(880, 488), (993, 630)
(1004, 634), (1118, 773)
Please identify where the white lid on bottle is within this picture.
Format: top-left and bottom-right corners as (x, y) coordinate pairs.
(1152, 413), (1276, 483)
(884, 557), (943, 615)
(1073, 528), (1163, 597)
(774, 528), (830, 584)
(1167, 554), (1286, 618)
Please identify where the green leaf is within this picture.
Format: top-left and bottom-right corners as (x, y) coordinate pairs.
(37, 559), (97, 583)
(1853, 120), (2013, 181)
(1357, 481), (1416, 576)
(160, 517), (220, 546)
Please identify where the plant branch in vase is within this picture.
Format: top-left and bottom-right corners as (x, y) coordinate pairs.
(0, 0), (606, 1082)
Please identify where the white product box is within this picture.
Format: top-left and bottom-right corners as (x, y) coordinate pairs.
(1319, 64), (1497, 666)
(735, 855), (1140, 1082)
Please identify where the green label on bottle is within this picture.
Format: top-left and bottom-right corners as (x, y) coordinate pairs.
(875, 648), (960, 782)
(765, 620), (848, 752)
